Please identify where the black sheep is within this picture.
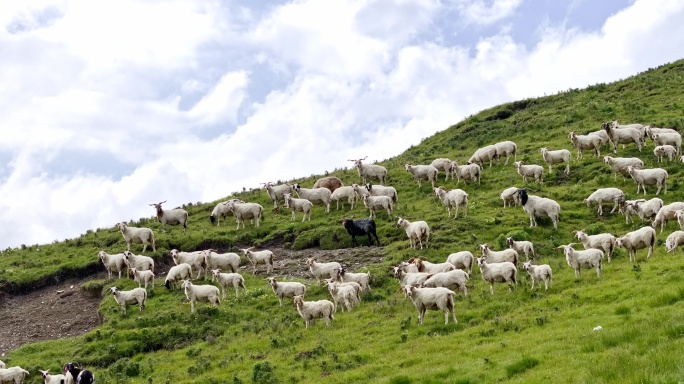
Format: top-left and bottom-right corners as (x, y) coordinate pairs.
(63, 362), (95, 384)
(342, 218), (380, 246)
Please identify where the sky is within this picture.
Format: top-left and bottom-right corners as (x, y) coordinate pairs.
(1, 0), (684, 250)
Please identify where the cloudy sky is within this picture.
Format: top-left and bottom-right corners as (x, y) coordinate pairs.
(1, 0), (684, 250)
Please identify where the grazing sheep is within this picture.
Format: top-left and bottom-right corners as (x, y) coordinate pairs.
(164, 263), (193, 290)
(500, 186), (521, 208)
(449, 161), (481, 185)
(573, 229), (617, 263)
(402, 286), (457, 325)
(603, 156), (644, 180)
(539, 147), (571, 174)
(445, 251), (474, 274)
(227, 201), (264, 229)
(181, 280), (220, 313)
(468, 144), (498, 168)
(149, 200), (188, 232)
(665, 230), (684, 253)
(293, 295), (335, 328)
(480, 243), (518, 265)
(362, 194), (393, 218)
(306, 258), (342, 284)
(117, 222), (155, 253)
(330, 186), (358, 210)
(516, 189), (561, 230)
(348, 157), (387, 185)
(98, 251), (126, 280)
(170, 249), (206, 279)
(410, 257), (456, 273)
(0, 366), (30, 384)
(476, 257), (517, 294)
(433, 186), (468, 219)
(494, 140), (518, 165)
(513, 161), (544, 184)
(421, 269), (469, 296)
(621, 198), (663, 224)
(365, 183), (398, 204)
(341, 218), (379, 246)
(555, 244), (603, 278)
(294, 183), (332, 213)
(430, 158), (454, 181)
(404, 164), (438, 189)
(615, 226), (657, 262)
(334, 266), (371, 292)
(653, 145), (678, 163)
(506, 237), (535, 260)
(569, 131), (602, 159)
(209, 198), (244, 226)
(123, 251), (154, 277)
(312, 176), (344, 193)
(39, 370), (66, 384)
(240, 248), (274, 274)
(109, 286), (147, 315)
(210, 269), (246, 298)
(584, 188), (625, 215)
(130, 268), (155, 290)
(652, 132), (682, 155)
(325, 280), (359, 312)
(522, 262), (553, 291)
(603, 122), (643, 153)
(396, 217), (430, 250)
(266, 277), (305, 306)
(652, 202), (684, 233)
(627, 166), (668, 195)
(392, 266), (432, 287)
(283, 192), (313, 221)
(262, 182), (294, 209)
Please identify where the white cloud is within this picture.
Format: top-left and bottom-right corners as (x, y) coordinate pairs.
(187, 71), (250, 126)
(451, 0), (522, 26)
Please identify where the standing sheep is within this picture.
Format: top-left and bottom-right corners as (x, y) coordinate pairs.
(330, 186), (359, 210)
(506, 237), (535, 260)
(211, 269), (247, 299)
(652, 202), (684, 233)
(653, 145), (678, 163)
(267, 277), (306, 306)
(293, 184), (332, 213)
(261, 182), (294, 209)
(445, 251), (474, 274)
(180, 280), (221, 313)
(117, 222), (155, 253)
(240, 248), (275, 274)
(433, 186), (468, 219)
(402, 286), (458, 325)
(665, 230), (684, 253)
(306, 258), (342, 284)
(430, 158), (454, 181)
(396, 217), (430, 250)
(627, 166), (668, 195)
(109, 286), (147, 315)
(555, 244), (603, 278)
(209, 198), (244, 226)
(283, 193), (313, 221)
(584, 188), (625, 216)
(494, 140), (517, 165)
(98, 251), (126, 280)
(539, 147), (571, 174)
(227, 201), (264, 229)
(293, 295), (335, 328)
(404, 164), (438, 189)
(569, 131), (602, 159)
(476, 257), (517, 295)
(449, 161), (481, 185)
(516, 189), (561, 230)
(603, 156), (644, 181)
(513, 161), (544, 184)
(603, 122), (643, 153)
(149, 201), (188, 232)
(362, 194), (393, 219)
(500, 186), (521, 208)
(615, 226), (656, 262)
(573, 230), (617, 263)
(522, 262), (553, 291)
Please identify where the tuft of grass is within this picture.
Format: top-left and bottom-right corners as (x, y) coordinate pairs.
(505, 356), (540, 378)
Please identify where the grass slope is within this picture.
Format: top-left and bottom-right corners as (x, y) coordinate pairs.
(3, 60), (684, 383)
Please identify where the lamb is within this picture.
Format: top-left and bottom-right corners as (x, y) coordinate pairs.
(62, 363), (94, 384)
(117, 222), (155, 253)
(39, 370), (66, 384)
(505, 237), (535, 260)
(306, 257), (342, 284)
(312, 176), (344, 193)
(403, 164), (438, 189)
(479, 243), (518, 265)
(603, 156), (644, 180)
(293, 183), (332, 213)
(569, 131), (602, 159)
(516, 189), (561, 230)
(262, 182), (294, 208)
(584, 188), (625, 215)
(621, 198), (663, 224)
(652, 132), (682, 154)
(130, 268), (155, 290)
(653, 145), (678, 163)
(202, 249), (241, 275)
(334, 266), (371, 292)
(396, 217), (430, 250)
(494, 140), (517, 165)
(555, 244), (603, 278)
(149, 200), (188, 232)
(171, 249), (206, 279)
(348, 156), (388, 185)
(293, 295), (335, 328)
(468, 144), (498, 168)
(652, 202), (684, 233)
(266, 277), (306, 306)
(283, 192), (313, 221)
(500, 186), (521, 208)
(539, 147), (571, 174)
(239, 248), (274, 274)
(365, 183), (398, 204)
(330, 186), (358, 210)
(665, 230), (684, 253)
(476, 257), (517, 295)
(573, 229), (617, 263)
(109, 286), (147, 315)
(123, 251), (154, 277)
(164, 263), (193, 289)
(98, 251), (126, 280)
(433, 186), (468, 219)
(402, 286), (457, 325)
(392, 266), (432, 287)
(341, 218), (379, 246)
(227, 201), (264, 229)
(615, 226), (656, 262)
(445, 251), (474, 274)
(449, 161), (481, 185)
(603, 122), (643, 153)
(627, 166), (668, 195)
(409, 257), (456, 273)
(350, 183), (370, 201)
(180, 280), (220, 313)
(513, 161), (544, 184)
(325, 280), (360, 312)
(430, 158), (454, 181)
(211, 269), (246, 299)
(0, 366), (30, 384)
(209, 198), (244, 226)
(362, 194), (393, 218)
(522, 262), (552, 291)
(421, 269), (469, 296)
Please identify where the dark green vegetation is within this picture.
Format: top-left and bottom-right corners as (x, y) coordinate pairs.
(3, 60), (684, 383)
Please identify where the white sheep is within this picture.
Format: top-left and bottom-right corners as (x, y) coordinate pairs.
(603, 122), (643, 153)
(164, 263), (193, 290)
(283, 192), (313, 221)
(402, 286), (457, 325)
(433, 187), (468, 219)
(645, 125), (679, 140)
(109, 286), (147, 315)
(627, 166), (668, 195)
(505, 237), (535, 260)
(171, 249), (206, 279)
(652, 202), (684, 233)
(652, 132), (682, 154)
(123, 251), (154, 277)
(665, 230), (684, 253)
(479, 243), (518, 265)
(365, 183), (398, 205)
(494, 140), (517, 165)
(334, 266), (371, 292)
(325, 280), (359, 312)
(0, 366), (30, 384)
(573, 229), (617, 263)
(584, 188), (625, 215)
(675, 210), (684, 231)
(149, 200), (188, 232)
(293, 183), (332, 213)
(569, 131), (602, 159)
(40, 370), (66, 384)
(468, 144), (498, 168)
(396, 217), (430, 250)
(398, 261), (420, 273)
(209, 198), (244, 226)
(0, 360), (4, 369)
(449, 161), (481, 185)
(539, 147), (571, 174)
(409, 257), (456, 274)
(621, 198), (663, 224)
(392, 266), (432, 287)
(476, 257), (517, 294)
(421, 269), (469, 296)
(513, 161), (544, 184)
(306, 257), (342, 284)
(653, 145), (678, 163)
(227, 201), (264, 229)
(202, 249), (241, 276)
(603, 156), (644, 180)
(211, 269), (246, 299)
(262, 182), (294, 208)
(616, 226), (656, 262)
(266, 277), (306, 306)
(293, 295), (335, 328)
(555, 244), (603, 278)
(588, 129), (612, 150)
(500, 186), (521, 208)
(445, 251), (474, 274)
(362, 194), (393, 218)
(348, 157), (387, 185)
(130, 268), (155, 290)
(522, 262), (553, 291)
(98, 251), (126, 280)
(330, 186), (358, 210)
(325, 278), (363, 301)
(430, 158), (454, 181)
(404, 164), (438, 189)
(516, 189), (561, 230)
(181, 280), (220, 313)
(350, 183), (370, 202)
(117, 222), (155, 253)
(240, 248), (274, 274)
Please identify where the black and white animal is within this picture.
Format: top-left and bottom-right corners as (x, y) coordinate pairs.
(342, 218), (379, 247)
(63, 362), (95, 384)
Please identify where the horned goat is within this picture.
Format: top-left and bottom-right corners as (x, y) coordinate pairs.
(149, 200), (188, 232)
(348, 156), (387, 185)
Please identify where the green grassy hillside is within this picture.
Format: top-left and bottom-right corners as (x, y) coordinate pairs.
(3, 60), (684, 383)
